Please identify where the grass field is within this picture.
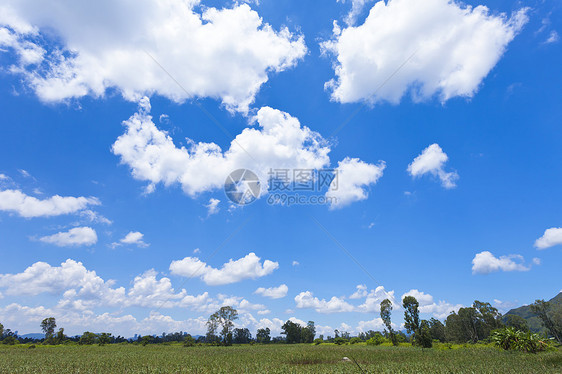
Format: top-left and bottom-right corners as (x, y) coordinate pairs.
(1, 343), (561, 373)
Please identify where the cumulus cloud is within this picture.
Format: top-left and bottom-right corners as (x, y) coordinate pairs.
(254, 284), (288, 299)
(322, 0), (528, 105)
(170, 252), (278, 286)
(0, 1), (306, 113)
(205, 198), (220, 216)
(407, 144), (458, 188)
(349, 284), (368, 299)
(0, 189), (99, 218)
(113, 99), (384, 207)
(471, 251), (531, 274)
(356, 286), (397, 313)
(337, 0), (375, 26)
(112, 231), (149, 248)
(401, 289), (462, 319)
(326, 157), (386, 208)
(39, 227), (97, 247)
(535, 227), (562, 249)
(294, 291), (354, 313)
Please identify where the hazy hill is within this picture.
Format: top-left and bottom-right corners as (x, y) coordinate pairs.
(504, 292), (562, 334)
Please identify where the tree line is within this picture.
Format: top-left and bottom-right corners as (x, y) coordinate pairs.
(1, 297), (560, 347)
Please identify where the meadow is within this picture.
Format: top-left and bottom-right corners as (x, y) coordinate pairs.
(1, 343), (561, 374)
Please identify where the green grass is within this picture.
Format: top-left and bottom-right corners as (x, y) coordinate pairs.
(0, 343), (560, 373)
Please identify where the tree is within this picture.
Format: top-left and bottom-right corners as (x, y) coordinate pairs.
(55, 328), (66, 345)
(418, 320), (433, 348)
(428, 318), (446, 342)
(233, 328), (252, 344)
(281, 320), (302, 344)
(79, 332), (98, 345)
(98, 333), (112, 346)
(380, 298), (398, 346)
(530, 299), (562, 343)
(41, 317), (57, 344)
(505, 315), (529, 332)
(0, 322), (4, 338)
(183, 334), (196, 347)
(256, 328), (271, 344)
(301, 321), (316, 343)
(402, 296), (420, 344)
(473, 300), (503, 339)
(207, 306), (238, 345)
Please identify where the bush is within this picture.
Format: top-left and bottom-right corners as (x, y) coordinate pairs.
(183, 334), (195, 347)
(366, 334), (385, 346)
(313, 338), (323, 345)
(1, 336), (19, 345)
(333, 337), (348, 345)
(349, 337), (363, 344)
(491, 328), (551, 353)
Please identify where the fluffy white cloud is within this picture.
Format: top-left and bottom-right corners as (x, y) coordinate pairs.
(0, 1), (306, 113)
(337, 0), (375, 26)
(534, 227), (562, 249)
(112, 231), (149, 248)
(0, 189), (99, 218)
(205, 198), (220, 216)
(170, 252), (279, 286)
(407, 144), (458, 188)
(113, 99), (384, 207)
(356, 286), (397, 313)
(294, 291), (354, 313)
(471, 251), (530, 274)
(401, 289), (461, 319)
(322, 0), (528, 104)
(254, 284), (288, 299)
(39, 227), (97, 247)
(349, 284), (368, 299)
(326, 157), (386, 209)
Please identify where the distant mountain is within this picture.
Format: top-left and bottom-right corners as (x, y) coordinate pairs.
(19, 333), (44, 340)
(503, 292), (562, 334)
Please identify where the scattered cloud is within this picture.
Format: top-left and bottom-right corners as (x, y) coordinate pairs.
(38, 227), (98, 247)
(205, 198), (220, 216)
(407, 144), (458, 188)
(337, 0), (375, 26)
(294, 291), (355, 313)
(170, 252), (279, 286)
(535, 227), (562, 249)
(254, 284), (288, 299)
(326, 157), (386, 209)
(401, 289), (462, 319)
(0, 1), (306, 113)
(545, 30), (559, 44)
(0, 189), (99, 218)
(292, 261), (299, 266)
(111, 231), (149, 248)
(322, 0), (528, 104)
(471, 251), (531, 274)
(79, 210), (112, 225)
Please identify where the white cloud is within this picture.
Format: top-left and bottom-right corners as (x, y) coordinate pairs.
(205, 198), (220, 216)
(322, 0), (528, 105)
(337, 0), (375, 26)
(170, 252), (278, 286)
(407, 144), (458, 188)
(545, 30), (559, 44)
(0, 1), (306, 113)
(493, 299), (517, 313)
(326, 157), (386, 208)
(0, 189), (99, 218)
(39, 227), (97, 247)
(292, 261), (299, 266)
(254, 284), (288, 299)
(401, 289), (461, 319)
(113, 99), (384, 207)
(79, 210), (112, 225)
(349, 284), (368, 299)
(471, 251), (530, 274)
(111, 231), (149, 248)
(535, 227), (562, 249)
(401, 289), (434, 306)
(294, 291), (354, 313)
(356, 286), (397, 313)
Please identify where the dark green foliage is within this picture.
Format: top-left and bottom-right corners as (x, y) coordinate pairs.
(505, 315), (530, 332)
(79, 332), (99, 345)
(233, 328), (252, 344)
(418, 320), (433, 348)
(313, 338), (323, 345)
(41, 317), (57, 344)
(281, 320), (302, 344)
(491, 327), (551, 353)
(380, 298), (398, 346)
(183, 334), (196, 347)
(428, 318), (446, 342)
(349, 337), (362, 344)
(366, 333), (385, 346)
(256, 328), (271, 344)
(1, 336), (19, 345)
(333, 337), (348, 345)
(504, 292), (562, 335)
(98, 333), (112, 346)
(207, 306), (238, 345)
(402, 296), (420, 337)
(445, 301), (502, 343)
(530, 300), (562, 343)
(301, 321), (316, 344)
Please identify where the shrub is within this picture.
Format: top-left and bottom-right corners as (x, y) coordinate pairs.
(313, 338), (323, 345)
(349, 337), (363, 344)
(366, 333), (385, 346)
(183, 334), (196, 347)
(1, 336), (19, 345)
(491, 328), (550, 353)
(333, 337), (348, 345)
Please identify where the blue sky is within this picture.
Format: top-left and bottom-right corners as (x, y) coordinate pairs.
(0, 0), (560, 337)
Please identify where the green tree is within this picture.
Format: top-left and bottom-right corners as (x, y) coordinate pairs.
(40, 317), (57, 344)
(79, 332), (98, 345)
(54, 328), (66, 345)
(428, 318), (446, 342)
(98, 333), (112, 346)
(402, 296), (420, 344)
(418, 320), (433, 348)
(530, 299), (562, 343)
(473, 300), (503, 339)
(207, 306), (238, 345)
(256, 327), (271, 344)
(505, 315), (529, 332)
(281, 320), (302, 344)
(233, 328), (252, 344)
(301, 321), (316, 343)
(380, 298), (398, 346)
(183, 334), (196, 347)
(0, 322), (4, 338)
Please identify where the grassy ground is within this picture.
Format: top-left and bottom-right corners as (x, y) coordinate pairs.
(0, 343), (561, 373)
